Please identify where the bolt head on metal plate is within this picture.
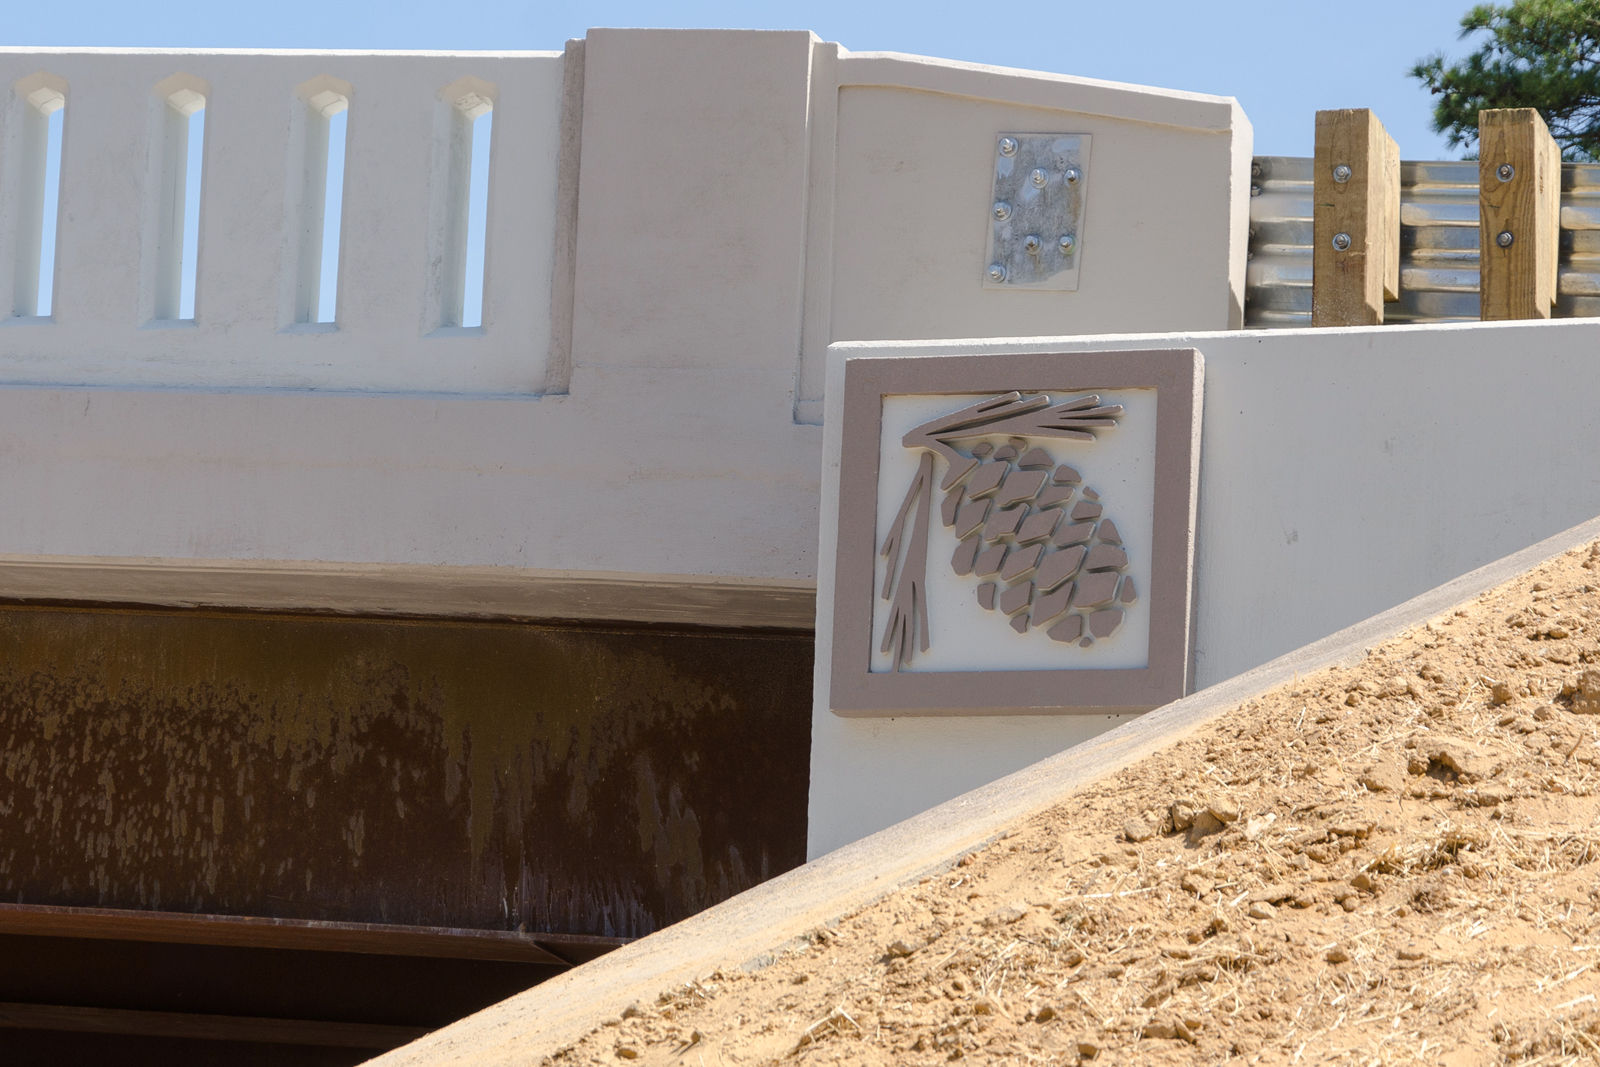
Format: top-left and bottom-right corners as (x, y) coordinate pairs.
(1332, 232), (1352, 251)
(985, 133), (1091, 291)
(1333, 164), (1351, 183)
(1497, 163), (1515, 182)
(1497, 230), (1515, 248)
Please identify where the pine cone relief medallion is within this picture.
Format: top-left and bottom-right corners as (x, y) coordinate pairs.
(876, 391), (1141, 671)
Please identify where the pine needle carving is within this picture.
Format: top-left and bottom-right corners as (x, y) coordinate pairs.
(880, 452), (934, 670)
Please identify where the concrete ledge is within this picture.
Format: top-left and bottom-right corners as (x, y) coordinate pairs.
(835, 51), (1239, 131)
(0, 555), (817, 630)
(367, 510), (1600, 1066)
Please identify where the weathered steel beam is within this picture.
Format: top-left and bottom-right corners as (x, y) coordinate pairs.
(0, 902), (627, 966)
(0, 1001), (425, 1049)
(0, 605), (813, 940)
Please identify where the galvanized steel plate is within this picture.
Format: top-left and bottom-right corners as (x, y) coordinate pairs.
(984, 133), (1091, 290)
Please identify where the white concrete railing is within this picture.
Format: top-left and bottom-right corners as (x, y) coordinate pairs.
(0, 49), (562, 394)
(0, 33), (1250, 628)
(0, 39), (1252, 405)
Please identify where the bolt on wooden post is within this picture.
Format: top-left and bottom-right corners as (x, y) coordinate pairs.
(1311, 109), (1400, 327)
(1478, 108), (1561, 321)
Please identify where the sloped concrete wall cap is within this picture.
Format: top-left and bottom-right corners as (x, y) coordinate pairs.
(830, 349), (1202, 715)
(360, 511), (1600, 1067)
(835, 51), (1241, 129)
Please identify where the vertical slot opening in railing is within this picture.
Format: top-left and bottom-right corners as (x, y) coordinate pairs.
(292, 83), (350, 326)
(11, 77), (66, 319)
(147, 76), (208, 324)
(433, 79), (496, 331)
(178, 103), (205, 319)
(461, 108), (492, 328)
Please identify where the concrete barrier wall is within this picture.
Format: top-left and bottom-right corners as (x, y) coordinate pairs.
(0, 32), (1251, 622)
(811, 318), (1600, 855)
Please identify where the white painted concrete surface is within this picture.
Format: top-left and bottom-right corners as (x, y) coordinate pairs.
(811, 319), (1600, 856)
(0, 380), (820, 610)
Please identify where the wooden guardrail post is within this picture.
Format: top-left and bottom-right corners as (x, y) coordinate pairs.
(1478, 108), (1561, 320)
(1312, 109), (1400, 327)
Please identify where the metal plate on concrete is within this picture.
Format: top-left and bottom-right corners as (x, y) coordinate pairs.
(984, 134), (1091, 291)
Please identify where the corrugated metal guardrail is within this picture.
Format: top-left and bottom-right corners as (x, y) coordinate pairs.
(1246, 156), (1600, 328)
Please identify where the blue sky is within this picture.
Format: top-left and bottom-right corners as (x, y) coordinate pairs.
(11, 0), (1485, 158)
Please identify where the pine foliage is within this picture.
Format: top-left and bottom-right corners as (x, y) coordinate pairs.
(1412, 0), (1600, 159)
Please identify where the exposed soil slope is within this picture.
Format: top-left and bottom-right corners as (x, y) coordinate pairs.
(548, 543), (1600, 1066)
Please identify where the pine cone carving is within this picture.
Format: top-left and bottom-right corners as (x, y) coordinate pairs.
(945, 439), (1134, 646)
(878, 392), (1135, 668)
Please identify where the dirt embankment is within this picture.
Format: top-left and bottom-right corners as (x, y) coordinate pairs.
(548, 543), (1600, 1066)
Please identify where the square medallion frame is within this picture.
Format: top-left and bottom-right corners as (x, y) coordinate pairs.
(829, 348), (1203, 717)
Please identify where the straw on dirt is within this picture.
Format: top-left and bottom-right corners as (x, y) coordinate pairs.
(547, 542), (1600, 1066)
